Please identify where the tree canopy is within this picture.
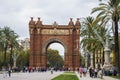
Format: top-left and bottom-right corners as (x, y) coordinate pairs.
(47, 49), (64, 69)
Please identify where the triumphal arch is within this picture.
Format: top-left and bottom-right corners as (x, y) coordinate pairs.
(29, 17), (81, 69)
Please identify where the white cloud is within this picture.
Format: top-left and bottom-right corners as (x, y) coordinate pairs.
(0, 0), (100, 38)
(0, 0), (102, 55)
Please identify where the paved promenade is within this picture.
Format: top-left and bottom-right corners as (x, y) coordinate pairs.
(76, 71), (119, 80)
(0, 71), (119, 80)
(0, 71), (63, 80)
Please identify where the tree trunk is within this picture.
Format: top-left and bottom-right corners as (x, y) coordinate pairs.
(102, 48), (104, 66)
(114, 19), (120, 75)
(4, 47), (7, 67)
(93, 50), (95, 68)
(10, 46), (13, 67)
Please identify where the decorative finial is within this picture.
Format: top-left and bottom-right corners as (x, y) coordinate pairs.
(68, 18), (74, 26)
(38, 17), (40, 20)
(53, 21), (58, 27)
(70, 18), (73, 21)
(31, 17), (33, 20)
(75, 18), (80, 26)
(77, 18), (80, 21)
(29, 17), (35, 25)
(36, 17), (42, 25)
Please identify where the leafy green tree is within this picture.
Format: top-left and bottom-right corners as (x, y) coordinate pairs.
(80, 55), (85, 67)
(47, 49), (64, 69)
(91, 0), (120, 74)
(17, 49), (29, 67)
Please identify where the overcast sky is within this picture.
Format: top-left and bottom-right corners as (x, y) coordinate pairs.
(0, 0), (101, 55)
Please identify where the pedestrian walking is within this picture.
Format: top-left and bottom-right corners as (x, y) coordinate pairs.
(89, 67), (92, 77)
(51, 67), (54, 74)
(2, 66), (7, 78)
(79, 67), (83, 77)
(83, 67), (87, 77)
(94, 68), (98, 78)
(97, 68), (103, 79)
(8, 66), (11, 77)
(91, 67), (95, 78)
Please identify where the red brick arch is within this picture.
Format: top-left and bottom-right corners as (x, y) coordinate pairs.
(29, 17), (81, 70)
(42, 38), (67, 55)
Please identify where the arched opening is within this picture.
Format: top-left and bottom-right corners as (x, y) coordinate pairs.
(46, 43), (65, 70)
(48, 43), (65, 58)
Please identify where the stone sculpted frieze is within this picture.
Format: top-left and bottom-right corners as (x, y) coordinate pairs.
(41, 29), (69, 35)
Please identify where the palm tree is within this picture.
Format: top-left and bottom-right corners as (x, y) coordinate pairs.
(1, 27), (20, 67)
(91, 0), (120, 75)
(81, 16), (106, 50)
(0, 28), (4, 67)
(81, 17), (98, 51)
(0, 28), (4, 53)
(8, 31), (20, 67)
(80, 16), (107, 67)
(2, 27), (12, 67)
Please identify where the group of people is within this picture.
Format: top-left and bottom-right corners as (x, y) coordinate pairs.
(89, 67), (103, 78)
(79, 67), (87, 77)
(2, 66), (11, 78)
(2, 65), (118, 79)
(1, 66), (56, 78)
(22, 66), (47, 73)
(78, 66), (103, 79)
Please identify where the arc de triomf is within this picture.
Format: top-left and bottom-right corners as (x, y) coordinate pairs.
(29, 17), (81, 70)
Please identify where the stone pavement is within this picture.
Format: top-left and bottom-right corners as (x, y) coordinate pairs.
(75, 71), (119, 80)
(75, 72), (101, 80)
(0, 71), (119, 80)
(0, 71), (63, 80)
(103, 76), (119, 80)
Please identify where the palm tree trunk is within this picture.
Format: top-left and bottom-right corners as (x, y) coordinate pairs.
(93, 50), (95, 68)
(102, 48), (104, 66)
(4, 47), (7, 67)
(114, 19), (120, 75)
(10, 46), (13, 67)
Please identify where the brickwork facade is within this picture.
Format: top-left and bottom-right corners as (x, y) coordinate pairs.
(29, 17), (81, 69)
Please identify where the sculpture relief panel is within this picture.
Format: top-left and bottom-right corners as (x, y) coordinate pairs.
(41, 29), (69, 35)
